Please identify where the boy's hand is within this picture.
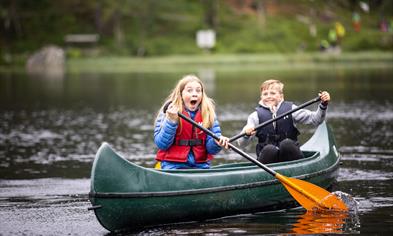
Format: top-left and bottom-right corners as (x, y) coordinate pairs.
(244, 125), (256, 136)
(319, 91), (330, 106)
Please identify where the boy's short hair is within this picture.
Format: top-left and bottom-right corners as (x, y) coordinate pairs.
(260, 79), (284, 94)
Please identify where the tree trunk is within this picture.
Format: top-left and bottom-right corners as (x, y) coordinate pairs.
(202, 0), (219, 29)
(113, 10), (125, 49)
(256, 0), (266, 28)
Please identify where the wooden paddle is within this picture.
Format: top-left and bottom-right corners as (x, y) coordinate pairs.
(177, 112), (348, 212)
(229, 96), (322, 142)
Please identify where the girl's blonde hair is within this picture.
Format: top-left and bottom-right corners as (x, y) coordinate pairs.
(260, 79), (284, 94)
(157, 74), (216, 128)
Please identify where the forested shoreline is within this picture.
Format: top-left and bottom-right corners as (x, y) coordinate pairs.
(1, 0), (392, 66)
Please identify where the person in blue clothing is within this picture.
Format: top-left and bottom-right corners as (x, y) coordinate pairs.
(154, 74), (229, 169)
(237, 79), (330, 164)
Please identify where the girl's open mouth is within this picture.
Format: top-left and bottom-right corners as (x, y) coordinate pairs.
(190, 100), (198, 105)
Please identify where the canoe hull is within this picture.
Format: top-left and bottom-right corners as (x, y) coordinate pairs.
(89, 122), (340, 232)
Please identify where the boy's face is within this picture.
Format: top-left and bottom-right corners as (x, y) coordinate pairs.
(260, 86), (283, 108)
(182, 81), (202, 111)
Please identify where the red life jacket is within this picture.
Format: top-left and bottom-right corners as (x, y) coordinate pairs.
(156, 110), (213, 163)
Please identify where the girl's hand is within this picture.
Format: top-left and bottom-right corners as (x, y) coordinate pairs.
(166, 104), (179, 122)
(244, 125), (256, 136)
(216, 136), (230, 149)
(319, 91), (330, 106)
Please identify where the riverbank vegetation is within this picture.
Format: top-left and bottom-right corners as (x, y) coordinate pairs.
(1, 0), (392, 67)
(66, 51), (393, 73)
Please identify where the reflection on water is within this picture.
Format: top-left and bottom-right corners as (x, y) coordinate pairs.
(137, 208), (361, 235)
(290, 211), (360, 234)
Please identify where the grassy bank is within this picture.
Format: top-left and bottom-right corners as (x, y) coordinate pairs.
(66, 51), (393, 73)
(1, 51), (391, 74)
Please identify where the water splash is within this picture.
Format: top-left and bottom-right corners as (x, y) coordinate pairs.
(333, 191), (359, 214)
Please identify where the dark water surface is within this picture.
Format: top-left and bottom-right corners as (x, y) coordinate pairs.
(1, 67), (393, 235)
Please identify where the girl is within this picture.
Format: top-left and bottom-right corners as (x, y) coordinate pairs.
(154, 74), (229, 169)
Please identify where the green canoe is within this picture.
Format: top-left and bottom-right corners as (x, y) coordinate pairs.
(89, 122), (341, 232)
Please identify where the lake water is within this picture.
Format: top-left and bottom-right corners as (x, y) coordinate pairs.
(1, 66), (393, 235)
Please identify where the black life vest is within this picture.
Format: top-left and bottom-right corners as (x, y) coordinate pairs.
(255, 101), (300, 156)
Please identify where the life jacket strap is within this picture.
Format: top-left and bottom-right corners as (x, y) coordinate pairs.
(177, 139), (204, 146)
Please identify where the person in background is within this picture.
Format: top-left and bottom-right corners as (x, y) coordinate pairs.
(379, 17), (389, 32)
(237, 79), (330, 164)
(154, 74), (229, 169)
(352, 12), (361, 32)
(335, 21), (346, 41)
(328, 28), (338, 49)
(319, 39), (330, 52)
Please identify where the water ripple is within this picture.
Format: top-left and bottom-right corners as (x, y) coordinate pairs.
(338, 168), (393, 181)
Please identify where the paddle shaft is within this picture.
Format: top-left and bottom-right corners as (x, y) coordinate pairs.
(177, 112), (277, 176)
(229, 96), (321, 142)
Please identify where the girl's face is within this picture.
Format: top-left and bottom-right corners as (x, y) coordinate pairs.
(260, 87), (283, 108)
(182, 81), (202, 111)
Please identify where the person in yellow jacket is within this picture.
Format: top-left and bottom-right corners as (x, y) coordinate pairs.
(335, 22), (345, 40)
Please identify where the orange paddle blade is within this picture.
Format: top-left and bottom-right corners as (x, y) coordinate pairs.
(276, 174), (348, 212)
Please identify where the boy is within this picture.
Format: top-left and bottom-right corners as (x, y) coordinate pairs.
(237, 79), (330, 164)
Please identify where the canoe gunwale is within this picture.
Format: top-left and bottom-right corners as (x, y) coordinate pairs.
(160, 151), (319, 173)
(89, 153), (340, 199)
